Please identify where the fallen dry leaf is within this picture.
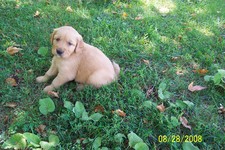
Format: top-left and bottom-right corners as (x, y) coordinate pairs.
(4, 115), (9, 124)
(135, 16), (143, 20)
(6, 46), (22, 55)
(157, 103), (165, 112)
(185, 27), (192, 31)
(34, 10), (40, 17)
(5, 102), (17, 108)
(178, 35), (182, 41)
(146, 86), (154, 98)
(6, 77), (18, 86)
(94, 105), (105, 113)
(218, 104), (225, 114)
(36, 124), (46, 136)
(171, 56), (181, 61)
(112, 11), (118, 14)
(47, 91), (59, 98)
(176, 70), (185, 75)
(66, 6), (73, 12)
(188, 82), (207, 92)
(193, 69), (208, 75)
(113, 109), (126, 117)
(180, 116), (191, 130)
(142, 59), (149, 65)
(122, 12), (128, 19)
(143, 118), (148, 124)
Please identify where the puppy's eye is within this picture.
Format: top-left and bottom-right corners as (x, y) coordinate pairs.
(55, 38), (60, 41)
(68, 42), (73, 46)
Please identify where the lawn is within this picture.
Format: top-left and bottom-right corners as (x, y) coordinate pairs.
(0, 0), (225, 149)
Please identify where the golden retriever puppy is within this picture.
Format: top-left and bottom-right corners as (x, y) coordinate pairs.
(36, 26), (120, 92)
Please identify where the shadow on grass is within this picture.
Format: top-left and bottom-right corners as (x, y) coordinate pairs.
(0, 0), (224, 149)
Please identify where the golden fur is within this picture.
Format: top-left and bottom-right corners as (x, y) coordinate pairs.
(36, 26), (120, 92)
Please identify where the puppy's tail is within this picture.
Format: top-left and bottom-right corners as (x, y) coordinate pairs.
(112, 61), (120, 78)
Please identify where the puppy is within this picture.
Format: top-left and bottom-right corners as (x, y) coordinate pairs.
(36, 26), (120, 92)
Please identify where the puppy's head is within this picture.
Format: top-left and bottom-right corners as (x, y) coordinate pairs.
(51, 26), (84, 58)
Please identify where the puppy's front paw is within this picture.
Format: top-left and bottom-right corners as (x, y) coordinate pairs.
(36, 76), (48, 83)
(43, 85), (54, 93)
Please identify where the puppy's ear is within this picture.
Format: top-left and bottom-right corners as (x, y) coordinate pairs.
(50, 28), (58, 44)
(75, 34), (84, 53)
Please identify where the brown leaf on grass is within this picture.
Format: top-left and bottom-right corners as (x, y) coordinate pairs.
(143, 119), (148, 124)
(180, 116), (191, 130)
(185, 27), (192, 31)
(177, 35), (182, 41)
(6, 77), (18, 86)
(34, 11), (40, 17)
(36, 124), (46, 136)
(218, 104), (225, 114)
(171, 56), (181, 61)
(122, 12), (128, 19)
(47, 91), (59, 98)
(142, 59), (149, 65)
(4, 115), (9, 124)
(176, 70), (185, 75)
(5, 102), (17, 108)
(66, 6), (73, 12)
(94, 105), (105, 113)
(188, 82), (207, 92)
(6, 46), (22, 55)
(113, 109), (126, 117)
(156, 103), (165, 112)
(135, 16), (143, 20)
(192, 69), (208, 75)
(112, 11), (118, 14)
(146, 86), (154, 98)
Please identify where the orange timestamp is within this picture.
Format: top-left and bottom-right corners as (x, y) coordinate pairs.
(158, 135), (203, 143)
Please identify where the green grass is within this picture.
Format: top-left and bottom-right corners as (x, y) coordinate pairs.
(0, 0), (225, 149)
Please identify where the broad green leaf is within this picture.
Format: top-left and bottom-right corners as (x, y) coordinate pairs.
(40, 141), (52, 150)
(175, 100), (187, 109)
(128, 132), (143, 148)
(169, 102), (176, 107)
(101, 147), (109, 150)
(182, 142), (199, 150)
(159, 82), (167, 90)
(158, 90), (171, 100)
(204, 75), (213, 82)
(73, 101), (86, 118)
(63, 100), (74, 110)
(81, 111), (90, 121)
(163, 91), (171, 99)
(49, 135), (59, 146)
(213, 73), (222, 85)
(114, 133), (126, 144)
(39, 98), (55, 115)
(134, 142), (149, 150)
(38, 47), (48, 56)
(170, 116), (180, 127)
(89, 113), (103, 122)
(23, 132), (41, 147)
(183, 101), (194, 108)
(218, 69), (225, 76)
(143, 101), (154, 108)
(158, 89), (165, 99)
(2, 133), (27, 149)
(92, 137), (102, 150)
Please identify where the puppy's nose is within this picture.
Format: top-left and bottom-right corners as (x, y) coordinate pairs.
(56, 49), (63, 55)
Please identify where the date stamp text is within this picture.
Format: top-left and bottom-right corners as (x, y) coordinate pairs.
(158, 135), (203, 143)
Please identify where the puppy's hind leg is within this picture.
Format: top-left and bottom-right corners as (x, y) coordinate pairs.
(86, 70), (114, 88)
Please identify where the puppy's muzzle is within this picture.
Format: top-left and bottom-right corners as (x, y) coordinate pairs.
(56, 49), (64, 56)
